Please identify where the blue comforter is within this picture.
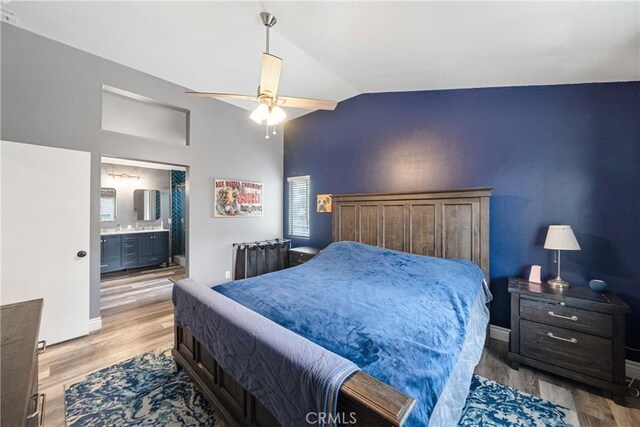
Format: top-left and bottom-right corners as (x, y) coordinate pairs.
(215, 241), (490, 426)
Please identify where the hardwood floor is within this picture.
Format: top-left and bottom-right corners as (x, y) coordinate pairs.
(39, 271), (639, 426)
(39, 266), (182, 426)
(475, 340), (640, 427)
(100, 264), (185, 309)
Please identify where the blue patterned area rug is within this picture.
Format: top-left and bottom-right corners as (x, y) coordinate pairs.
(459, 375), (579, 427)
(65, 351), (221, 426)
(65, 351), (578, 426)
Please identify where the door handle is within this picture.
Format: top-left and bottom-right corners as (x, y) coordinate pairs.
(77, 250), (87, 258)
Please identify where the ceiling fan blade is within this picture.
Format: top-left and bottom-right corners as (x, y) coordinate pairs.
(186, 92), (257, 101)
(277, 95), (338, 111)
(260, 53), (283, 98)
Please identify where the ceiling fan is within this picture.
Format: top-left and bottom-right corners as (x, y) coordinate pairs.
(186, 12), (338, 138)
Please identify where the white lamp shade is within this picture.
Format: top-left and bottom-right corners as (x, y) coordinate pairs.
(266, 106), (286, 125)
(544, 225), (581, 250)
(249, 103), (269, 124)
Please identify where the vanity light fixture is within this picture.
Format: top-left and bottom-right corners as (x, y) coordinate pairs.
(108, 173), (140, 181)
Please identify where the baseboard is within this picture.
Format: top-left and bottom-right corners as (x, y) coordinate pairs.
(489, 324), (640, 379)
(88, 316), (102, 332)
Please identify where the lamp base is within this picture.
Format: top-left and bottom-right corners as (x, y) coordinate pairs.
(547, 277), (571, 289)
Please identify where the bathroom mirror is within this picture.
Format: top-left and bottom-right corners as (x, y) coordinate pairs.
(100, 188), (117, 222)
(133, 189), (161, 220)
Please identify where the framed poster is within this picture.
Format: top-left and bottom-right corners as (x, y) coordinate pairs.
(214, 179), (263, 217)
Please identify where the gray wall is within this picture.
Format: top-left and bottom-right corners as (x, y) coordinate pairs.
(1, 24), (284, 319)
(100, 163), (170, 229)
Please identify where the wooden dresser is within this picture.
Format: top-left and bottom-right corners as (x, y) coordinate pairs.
(1, 299), (46, 426)
(508, 278), (630, 404)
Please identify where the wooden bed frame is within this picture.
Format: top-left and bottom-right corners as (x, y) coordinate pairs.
(173, 188), (492, 426)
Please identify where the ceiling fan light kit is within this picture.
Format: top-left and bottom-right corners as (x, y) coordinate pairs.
(187, 12), (337, 139)
(249, 104), (286, 124)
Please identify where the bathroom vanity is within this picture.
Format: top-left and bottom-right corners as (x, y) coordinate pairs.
(100, 229), (170, 274)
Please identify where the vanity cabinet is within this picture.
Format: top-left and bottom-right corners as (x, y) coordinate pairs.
(100, 231), (169, 274)
(100, 235), (122, 273)
(137, 232), (169, 267)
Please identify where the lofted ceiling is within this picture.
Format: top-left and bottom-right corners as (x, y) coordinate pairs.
(6, 1), (639, 120)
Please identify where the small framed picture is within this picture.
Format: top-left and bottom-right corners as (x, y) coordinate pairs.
(317, 194), (332, 213)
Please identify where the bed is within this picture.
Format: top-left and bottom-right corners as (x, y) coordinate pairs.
(173, 188), (492, 426)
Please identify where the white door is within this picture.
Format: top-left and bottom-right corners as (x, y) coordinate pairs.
(1, 141), (91, 344)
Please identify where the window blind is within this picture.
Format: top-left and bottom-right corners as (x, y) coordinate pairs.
(287, 175), (310, 238)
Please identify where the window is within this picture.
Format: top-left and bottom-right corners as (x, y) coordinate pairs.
(287, 175), (310, 238)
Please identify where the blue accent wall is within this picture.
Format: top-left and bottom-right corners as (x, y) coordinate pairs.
(283, 82), (640, 360)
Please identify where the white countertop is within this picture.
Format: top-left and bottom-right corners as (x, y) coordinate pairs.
(100, 228), (169, 236)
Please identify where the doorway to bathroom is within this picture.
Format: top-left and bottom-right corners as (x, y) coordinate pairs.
(99, 157), (188, 311)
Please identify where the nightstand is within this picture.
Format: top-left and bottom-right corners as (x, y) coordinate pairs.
(508, 278), (630, 405)
(289, 246), (320, 267)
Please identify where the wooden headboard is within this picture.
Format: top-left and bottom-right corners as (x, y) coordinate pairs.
(332, 188), (492, 280)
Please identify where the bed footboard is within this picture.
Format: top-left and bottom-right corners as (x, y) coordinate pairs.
(173, 323), (415, 427)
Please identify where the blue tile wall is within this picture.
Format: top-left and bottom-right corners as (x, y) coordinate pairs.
(171, 170), (186, 257)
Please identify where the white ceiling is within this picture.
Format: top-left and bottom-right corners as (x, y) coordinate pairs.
(7, 1), (639, 120)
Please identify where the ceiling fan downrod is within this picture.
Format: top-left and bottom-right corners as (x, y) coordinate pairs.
(260, 12), (277, 54)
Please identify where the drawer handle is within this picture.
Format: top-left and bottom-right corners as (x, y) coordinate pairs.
(124, 244), (135, 248)
(547, 332), (577, 344)
(39, 393), (46, 427)
(548, 311), (578, 321)
(27, 393), (46, 426)
(100, 264), (108, 267)
(36, 340), (47, 354)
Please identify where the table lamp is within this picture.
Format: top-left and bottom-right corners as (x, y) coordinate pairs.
(544, 225), (581, 288)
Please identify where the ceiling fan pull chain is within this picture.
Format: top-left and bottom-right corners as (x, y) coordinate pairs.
(272, 125), (277, 136)
(265, 123), (270, 139)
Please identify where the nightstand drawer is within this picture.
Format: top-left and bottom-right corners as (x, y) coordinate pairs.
(520, 298), (612, 338)
(290, 252), (313, 265)
(520, 319), (612, 381)
(288, 247), (320, 267)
